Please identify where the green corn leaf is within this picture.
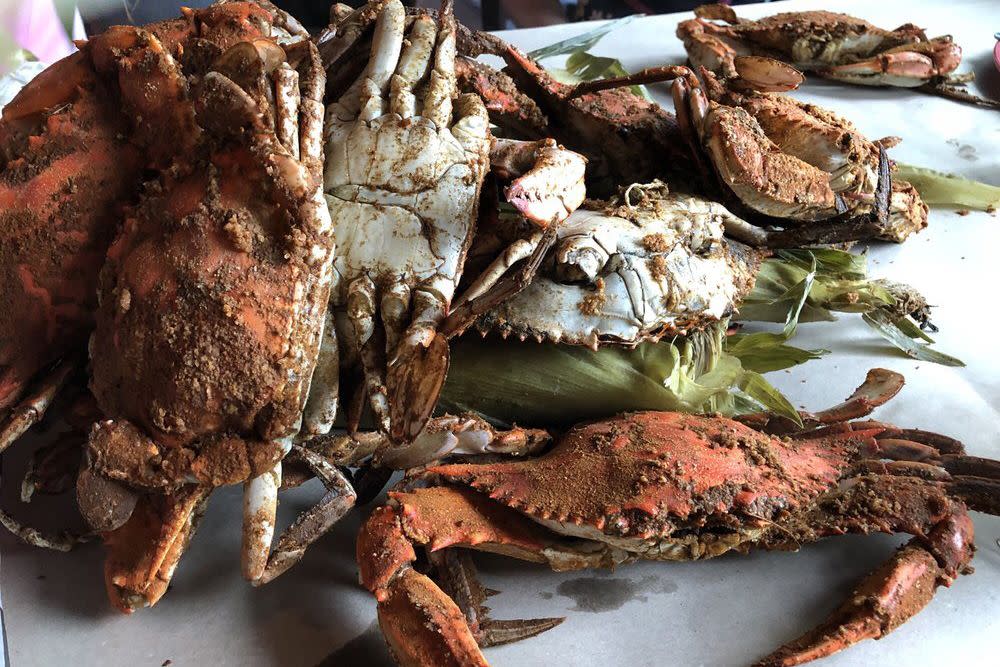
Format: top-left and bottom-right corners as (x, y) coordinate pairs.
(737, 371), (802, 426)
(726, 340), (827, 374)
(440, 320), (809, 428)
(727, 254), (828, 373)
(738, 248), (961, 366)
(861, 310), (966, 367)
(529, 16), (650, 99)
(527, 15), (637, 60)
(896, 164), (1000, 210)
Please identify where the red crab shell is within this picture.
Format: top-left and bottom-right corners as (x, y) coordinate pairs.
(430, 412), (872, 540)
(89, 144), (322, 447)
(0, 1), (296, 414)
(0, 58), (141, 411)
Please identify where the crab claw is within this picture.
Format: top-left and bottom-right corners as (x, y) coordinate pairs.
(387, 332), (450, 443)
(815, 39), (962, 87)
(490, 138), (587, 228)
(102, 487), (210, 613)
(358, 487), (565, 666)
(731, 56), (804, 93)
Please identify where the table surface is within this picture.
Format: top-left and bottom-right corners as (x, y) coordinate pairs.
(3, 0), (1000, 665)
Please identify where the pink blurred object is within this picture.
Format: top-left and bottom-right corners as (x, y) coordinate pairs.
(994, 33), (999, 73)
(3, 0), (75, 64)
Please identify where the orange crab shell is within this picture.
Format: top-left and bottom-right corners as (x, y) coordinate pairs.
(0, 63), (141, 411)
(429, 412), (881, 540)
(0, 1), (292, 413)
(89, 144), (321, 448)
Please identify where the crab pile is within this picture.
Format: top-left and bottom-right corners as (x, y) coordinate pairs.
(0, 1), (996, 666)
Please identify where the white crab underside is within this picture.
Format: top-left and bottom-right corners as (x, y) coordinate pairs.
(480, 187), (756, 345)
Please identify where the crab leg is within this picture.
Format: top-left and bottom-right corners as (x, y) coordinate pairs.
(815, 40), (962, 88)
(758, 475), (977, 666)
(386, 10), (464, 427)
(0, 359), (75, 454)
(429, 548), (564, 648)
(302, 311), (341, 437)
(452, 230), (548, 307)
(21, 432), (82, 502)
(809, 366), (904, 425)
(0, 509), (88, 552)
(389, 13), (438, 118)
(300, 415), (550, 469)
(756, 544), (957, 667)
(566, 65), (695, 98)
(254, 447), (357, 585)
(738, 368), (905, 435)
(274, 63), (301, 158)
(242, 460), (283, 582)
(103, 486), (211, 613)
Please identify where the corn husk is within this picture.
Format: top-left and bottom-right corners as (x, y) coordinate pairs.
(896, 164), (1000, 211)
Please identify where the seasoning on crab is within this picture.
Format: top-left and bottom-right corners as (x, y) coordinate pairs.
(677, 5), (999, 109)
(672, 57), (928, 243)
(0, 1), (361, 612)
(678, 5), (962, 88)
(453, 29), (924, 246)
(357, 369), (1000, 666)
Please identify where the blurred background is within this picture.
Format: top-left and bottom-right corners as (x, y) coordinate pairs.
(0, 0), (780, 74)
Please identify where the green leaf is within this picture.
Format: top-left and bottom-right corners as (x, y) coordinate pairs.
(564, 51), (651, 100)
(896, 163), (1000, 210)
(861, 310), (965, 367)
(727, 253), (828, 373)
(740, 248), (892, 324)
(440, 321), (799, 427)
(528, 16), (650, 99)
(527, 15), (637, 60)
(738, 372), (803, 426)
(890, 314), (935, 344)
(726, 339), (827, 373)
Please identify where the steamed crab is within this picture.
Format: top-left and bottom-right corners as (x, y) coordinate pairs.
(454, 27), (692, 198)
(2, 0), (588, 608)
(313, 0), (587, 443)
(467, 180), (761, 347)
(0, 1), (360, 612)
(0, 3), (313, 446)
(670, 58), (927, 243)
(678, 5), (961, 88)
(678, 4), (999, 108)
(357, 369), (1000, 666)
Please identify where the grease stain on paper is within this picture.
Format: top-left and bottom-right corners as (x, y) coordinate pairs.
(947, 138), (978, 161)
(555, 574), (677, 612)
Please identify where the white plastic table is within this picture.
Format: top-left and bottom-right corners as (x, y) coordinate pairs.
(2, 0), (999, 665)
